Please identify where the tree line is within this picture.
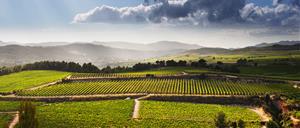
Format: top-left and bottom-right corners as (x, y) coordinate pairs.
(0, 61), (100, 76)
(102, 59), (250, 73)
(0, 58), (256, 76)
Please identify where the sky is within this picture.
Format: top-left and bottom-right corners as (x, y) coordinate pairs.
(0, 0), (299, 48)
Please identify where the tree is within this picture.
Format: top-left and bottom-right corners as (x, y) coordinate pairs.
(198, 59), (207, 67)
(178, 60), (187, 66)
(155, 60), (165, 67)
(166, 60), (177, 67)
(215, 112), (227, 128)
(237, 119), (245, 128)
(18, 102), (38, 128)
(236, 59), (248, 66)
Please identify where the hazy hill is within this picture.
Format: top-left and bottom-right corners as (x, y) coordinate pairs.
(24, 41), (202, 51)
(84, 41), (202, 51)
(0, 43), (186, 67)
(183, 42), (300, 55)
(254, 41), (300, 47)
(183, 48), (230, 55)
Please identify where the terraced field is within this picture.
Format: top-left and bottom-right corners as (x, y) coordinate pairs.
(35, 100), (261, 128)
(18, 79), (294, 96)
(70, 67), (209, 79)
(0, 70), (70, 93)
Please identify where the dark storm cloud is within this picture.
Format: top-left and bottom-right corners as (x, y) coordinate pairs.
(146, 0), (246, 23)
(73, 0), (300, 35)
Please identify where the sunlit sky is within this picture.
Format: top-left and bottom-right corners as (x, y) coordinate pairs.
(0, 0), (299, 48)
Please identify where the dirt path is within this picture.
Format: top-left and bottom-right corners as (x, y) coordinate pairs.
(9, 113), (19, 128)
(27, 81), (59, 91)
(132, 95), (151, 119)
(249, 107), (271, 122)
(132, 99), (140, 119)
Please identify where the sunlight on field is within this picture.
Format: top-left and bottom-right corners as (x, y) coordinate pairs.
(0, 70), (70, 93)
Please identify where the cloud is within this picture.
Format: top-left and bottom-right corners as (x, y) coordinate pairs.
(73, 4), (160, 23)
(74, 0), (246, 24)
(73, 0), (300, 35)
(240, 3), (300, 28)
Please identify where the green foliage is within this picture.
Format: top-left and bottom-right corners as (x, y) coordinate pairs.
(0, 70), (70, 93)
(18, 102), (38, 128)
(215, 112), (227, 128)
(266, 120), (280, 128)
(18, 79), (292, 96)
(293, 111), (300, 119)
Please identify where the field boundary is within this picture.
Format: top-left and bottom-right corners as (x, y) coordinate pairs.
(0, 94), (148, 102)
(1, 94), (262, 105)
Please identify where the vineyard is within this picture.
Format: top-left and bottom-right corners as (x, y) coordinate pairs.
(18, 79), (293, 96)
(139, 101), (261, 127)
(70, 73), (153, 79)
(69, 67), (209, 79)
(34, 100), (261, 128)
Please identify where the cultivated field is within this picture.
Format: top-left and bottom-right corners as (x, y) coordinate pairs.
(139, 101), (261, 128)
(18, 79), (293, 96)
(0, 70), (70, 93)
(70, 67), (209, 79)
(34, 100), (261, 128)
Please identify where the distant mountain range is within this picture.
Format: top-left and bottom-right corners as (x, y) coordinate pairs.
(21, 41), (203, 51)
(183, 41), (300, 55)
(0, 40), (299, 67)
(0, 41), (201, 67)
(253, 41), (300, 48)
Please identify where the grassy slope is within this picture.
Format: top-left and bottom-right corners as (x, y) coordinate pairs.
(239, 65), (300, 80)
(36, 100), (261, 128)
(147, 50), (300, 64)
(146, 50), (300, 80)
(0, 70), (70, 93)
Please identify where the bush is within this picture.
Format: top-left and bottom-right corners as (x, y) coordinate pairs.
(237, 119), (245, 128)
(215, 112), (227, 128)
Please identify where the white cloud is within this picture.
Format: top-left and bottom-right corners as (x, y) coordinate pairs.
(73, 4), (162, 23)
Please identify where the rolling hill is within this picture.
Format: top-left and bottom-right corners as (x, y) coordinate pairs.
(92, 41), (203, 51)
(0, 43), (189, 67)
